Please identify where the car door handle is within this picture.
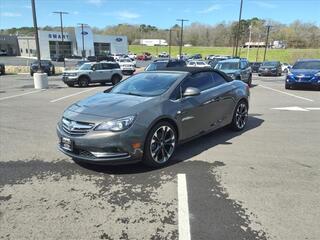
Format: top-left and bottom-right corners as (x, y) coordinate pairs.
(202, 97), (220, 106)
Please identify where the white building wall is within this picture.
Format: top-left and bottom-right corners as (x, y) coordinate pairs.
(93, 35), (128, 54)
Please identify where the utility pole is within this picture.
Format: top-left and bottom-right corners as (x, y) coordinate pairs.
(246, 24), (252, 59)
(78, 23), (87, 58)
(168, 29), (172, 59)
(255, 34), (261, 62)
(31, 0), (41, 71)
(263, 25), (271, 61)
(176, 19), (188, 59)
(53, 11), (68, 67)
(234, 0), (243, 57)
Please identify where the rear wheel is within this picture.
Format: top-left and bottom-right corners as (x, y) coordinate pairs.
(143, 122), (177, 168)
(111, 74), (121, 85)
(285, 83), (290, 89)
(66, 83), (74, 87)
(230, 100), (248, 131)
(78, 76), (89, 87)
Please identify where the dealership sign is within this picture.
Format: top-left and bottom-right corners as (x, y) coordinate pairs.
(48, 33), (69, 40)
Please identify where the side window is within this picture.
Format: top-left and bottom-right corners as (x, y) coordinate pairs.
(170, 85), (181, 100)
(181, 72), (215, 92)
(211, 72), (227, 87)
(95, 64), (102, 70)
(112, 63), (120, 69)
(101, 63), (111, 70)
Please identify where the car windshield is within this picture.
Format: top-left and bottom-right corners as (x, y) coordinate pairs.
(262, 61), (278, 67)
(79, 63), (92, 70)
(292, 61), (320, 69)
(197, 62), (205, 65)
(145, 62), (168, 71)
(216, 62), (239, 70)
(111, 72), (181, 97)
(33, 60), (50, 66)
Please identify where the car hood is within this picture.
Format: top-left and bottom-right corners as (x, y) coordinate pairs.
(290, 69), (320, 75)
(66, 92), (155, 119)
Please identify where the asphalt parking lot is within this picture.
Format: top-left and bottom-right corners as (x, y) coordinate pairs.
(0, 73), (319, 240)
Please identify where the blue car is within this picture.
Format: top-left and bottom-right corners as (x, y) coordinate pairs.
(286, 59), (320, 90)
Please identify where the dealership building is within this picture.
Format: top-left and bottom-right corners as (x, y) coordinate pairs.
(1, 26), (128, 59)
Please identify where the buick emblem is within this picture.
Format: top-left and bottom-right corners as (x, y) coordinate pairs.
(68, 121), (76, 131)
(116, 37), (123, 42)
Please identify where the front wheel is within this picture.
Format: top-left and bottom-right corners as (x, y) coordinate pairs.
(143, 122), (177, 168)
(111, 75), (121, 85)
(78, 76), (89, 87)
(230, 100), (248, 131)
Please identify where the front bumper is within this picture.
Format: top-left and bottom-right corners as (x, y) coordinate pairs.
(56, 123), (144, 165)
(258, 69), (278, 76)
(62, 76), (79, 83)
(286, 77), (320, 88)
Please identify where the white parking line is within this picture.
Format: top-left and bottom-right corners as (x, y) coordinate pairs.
(0, 90), (45, 101)
(305, 107), (320, 110)
(178, 173), (191, 240)
(50, 87), (98, 103)
(258, 84), (314, 102)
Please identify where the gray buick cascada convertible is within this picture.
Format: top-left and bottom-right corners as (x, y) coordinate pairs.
(57, 67), (250, 167)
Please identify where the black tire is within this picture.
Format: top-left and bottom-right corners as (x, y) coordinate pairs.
(78, 76), (89, 87)
(247, 75), (252, 87)
(285, 83), (290, 90)
(258, 73), (261, 76)
(67, 83), (74, 87)
(143, 121), (177, 168)
(230, 100), (248, 131)
(111, 74), (121, 85)
(30, 72), (34, 77)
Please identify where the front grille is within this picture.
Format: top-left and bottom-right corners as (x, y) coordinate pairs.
(62, 117), (94, 136)
(294, 76), (312, 82)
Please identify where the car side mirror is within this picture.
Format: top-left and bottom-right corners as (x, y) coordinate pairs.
(183, 87), (201, 97)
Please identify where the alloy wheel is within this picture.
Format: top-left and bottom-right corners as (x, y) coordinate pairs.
(235, 103), (248, 129)
(150, 126), (176, 164)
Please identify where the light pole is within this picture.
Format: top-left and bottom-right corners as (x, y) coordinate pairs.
(31, 0), (48, 89)
(78, 23), (87, 58)
(234, 0), (243, 57)
(263, 25), (272, 61)
(255, 34), (261, 62)
(176, 19), (188, 59)
(31, 0), (41, 71)
(53, 11), (68, 67)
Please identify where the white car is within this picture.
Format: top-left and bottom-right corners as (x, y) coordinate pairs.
(117, 58), (136, 75)
(281, 63), (292, 73)
(187, 60), (211, 68)
(128, 53), (137, 60)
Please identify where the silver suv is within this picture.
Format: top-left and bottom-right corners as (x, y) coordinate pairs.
(62, 62), (123, 87)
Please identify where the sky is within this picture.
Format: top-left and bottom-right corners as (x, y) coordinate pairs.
(1, 0), (320, 29)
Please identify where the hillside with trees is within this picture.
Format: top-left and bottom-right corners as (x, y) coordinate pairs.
(1, 18), (320, 48)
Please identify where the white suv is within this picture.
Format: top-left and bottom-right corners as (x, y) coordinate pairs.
(62, 62), (123, 87)
(117, 58), (136, 75)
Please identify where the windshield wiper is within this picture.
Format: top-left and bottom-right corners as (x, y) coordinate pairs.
(117, 92), (144, 97)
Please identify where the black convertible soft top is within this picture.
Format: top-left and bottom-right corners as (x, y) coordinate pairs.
(162, 67), (233, 82)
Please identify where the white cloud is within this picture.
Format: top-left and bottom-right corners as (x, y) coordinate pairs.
(115, 10), (140, 20)
(198, 4), (221, 14)
(72, 11), (79, 15)
(24, 5), (31, 9)
(251, 1), (277, 9)
(87, 0), (104, 6)
(1, 12), (22, 17)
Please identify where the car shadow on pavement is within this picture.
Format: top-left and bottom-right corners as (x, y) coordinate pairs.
(76, 115), (264, 175)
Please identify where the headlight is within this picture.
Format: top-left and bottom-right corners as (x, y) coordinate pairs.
(272, 68), (277, 70)
(315, 72), (320, 77)
(94, 115), (136, 132)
